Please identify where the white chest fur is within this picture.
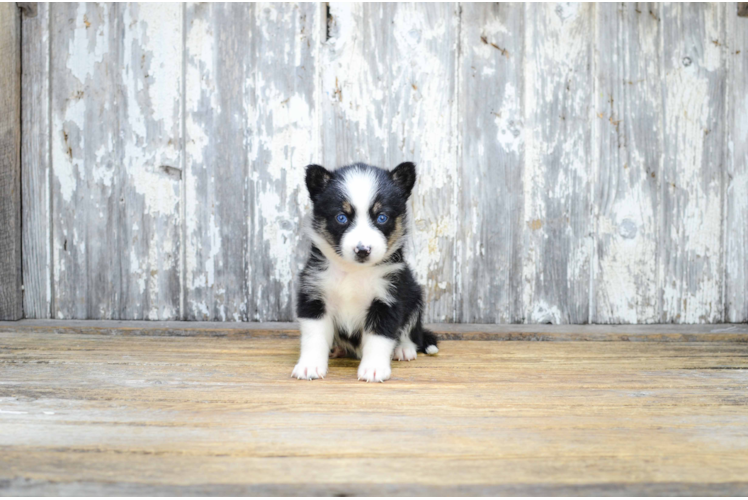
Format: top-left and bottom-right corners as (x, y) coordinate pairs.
(317, 260), (403, 335)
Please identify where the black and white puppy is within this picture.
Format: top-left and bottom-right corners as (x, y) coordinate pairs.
(293, 162), (438, 383)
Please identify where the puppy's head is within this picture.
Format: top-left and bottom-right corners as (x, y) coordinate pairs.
(305, 162), (416, 266)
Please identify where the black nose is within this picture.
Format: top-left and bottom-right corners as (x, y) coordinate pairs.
(354, 244), (371, 259)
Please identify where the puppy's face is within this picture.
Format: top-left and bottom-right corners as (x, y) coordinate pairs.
(305, 162), (416, 266)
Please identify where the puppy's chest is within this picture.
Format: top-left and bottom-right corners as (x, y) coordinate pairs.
(318, 266), (391, 330)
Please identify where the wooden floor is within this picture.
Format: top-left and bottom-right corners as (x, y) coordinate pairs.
(1, 328), (748, 495)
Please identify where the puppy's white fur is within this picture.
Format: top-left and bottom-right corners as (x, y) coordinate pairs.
(340, 169), (388, 265)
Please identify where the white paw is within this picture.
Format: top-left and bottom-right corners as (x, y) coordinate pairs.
(292, 360), (328, 380)
(357, 360), (392, 383)
(425, 345), (439, 355)
(393, 345), (417, 361)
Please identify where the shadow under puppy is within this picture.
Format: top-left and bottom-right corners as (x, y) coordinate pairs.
(293, 162), (438, 382)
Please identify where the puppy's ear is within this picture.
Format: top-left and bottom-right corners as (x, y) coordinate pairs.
(305, 164), (332, 200)
(390, 162), (417, 198)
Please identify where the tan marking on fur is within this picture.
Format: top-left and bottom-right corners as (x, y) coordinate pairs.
(372, 201), (382, 213)
(387, 216), (405, 248)
(314, 218), (338, 249)
(342, 201), (352, 214)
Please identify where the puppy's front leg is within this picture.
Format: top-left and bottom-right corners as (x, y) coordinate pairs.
(292, 316), (334, 380)
(357, 333), (396, 382)
(357, 299), (399, 382)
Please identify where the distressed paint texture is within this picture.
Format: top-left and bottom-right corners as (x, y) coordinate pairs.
(322, 3), (459, 321)
(522, 3), (594, 324)
(456, 3), (525, 323)
(51, 3), (121, 319)
(248, 3), (320, 321)
(184, 3), (252, 321)
(50, 3), (182, 320)
(659, 3), (727, 323)
(591, 3), (660, 323)
(184, 3), (318, 321)
(18, 2), (748, 324)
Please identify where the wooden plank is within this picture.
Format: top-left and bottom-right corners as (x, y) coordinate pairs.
(522, 3), (593, 324)
(21, 3), (51, 319)
(0, 333), (747, 495)
(456, 3), (524, 323)
(321, 3), (459, 322)
(117, 4), (183, 320)
(50, 4), (183, 320)
(591, 3), (661, 323)
(247, 3), (320, 321)
(659, 4), (727, 323)
(183, 3), (252, 321)
(1, 319), (747, 342)
(50, 3), (121, 319)
(725, 4), (748, 322)
(0, 3), (22, 320)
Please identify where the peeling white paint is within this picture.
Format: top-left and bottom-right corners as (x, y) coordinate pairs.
(31, 2), (742, 323)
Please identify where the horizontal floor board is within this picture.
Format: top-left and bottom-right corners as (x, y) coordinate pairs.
(0, 332), (747, 495)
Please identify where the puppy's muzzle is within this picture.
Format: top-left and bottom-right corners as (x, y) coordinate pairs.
(354, 243), (372, 261)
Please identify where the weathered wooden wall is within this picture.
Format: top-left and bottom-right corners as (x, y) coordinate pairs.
(0, 3), (22, 320)
(19, 3), (748, 324)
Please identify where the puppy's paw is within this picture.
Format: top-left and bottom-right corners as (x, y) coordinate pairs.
(392, 345), (417, 361)
(357, 360), (392, 383)
(292, 360), (328, 380)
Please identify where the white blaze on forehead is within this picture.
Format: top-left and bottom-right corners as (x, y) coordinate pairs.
(339, 168), (388, 265)
(342, 168), (378, 214)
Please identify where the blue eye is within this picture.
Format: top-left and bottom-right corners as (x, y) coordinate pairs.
(336, 213), (348, 224)
(376, 213), (389, 224)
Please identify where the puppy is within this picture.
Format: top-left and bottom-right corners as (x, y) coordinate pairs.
(293, 162), (438, 382)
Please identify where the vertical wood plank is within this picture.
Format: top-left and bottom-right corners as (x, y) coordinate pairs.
(118, 3), (183, 319)
(21, 3), (51, 319)
(322, 3), (459, 322)
(183, 3), (252, 321)
(51, 3), (122, 319)
(659, 3), (727, 323)
(725, 4), (748, 322)
(248, 3), (319, 321)
(591, 3), (660, 323)
(522, 3), (594, 324)
(51, 3), (183, 319)
(0, 2), (22, 320)
(456, 3), (524, 323)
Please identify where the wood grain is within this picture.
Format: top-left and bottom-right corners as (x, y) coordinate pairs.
(118, 3), (183, 320)
(0, 2), (22, 320)
(0, 332), (747, 495)
(591, 4), (661, 324)
(50, 3), (120, 319)
(15, 2), (748, 324)
(659, 3), (727, 323)
(726, 5), (748, 322)
(322, 3), (460, 321)
(21, 3), (51, 319)
(522, 3), (593, 324)
(247, 3), (320, 321)
(183, 3), (252, 321)
(456, 3), (525, 323)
